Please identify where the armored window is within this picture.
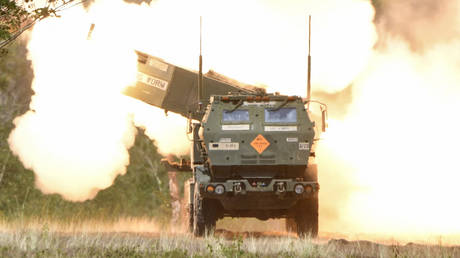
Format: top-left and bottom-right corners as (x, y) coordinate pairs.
(265, 108), (297, 123)
(222, 110), (250, 122)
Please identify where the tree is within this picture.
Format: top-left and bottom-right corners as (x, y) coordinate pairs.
(0, 0), (83, 51)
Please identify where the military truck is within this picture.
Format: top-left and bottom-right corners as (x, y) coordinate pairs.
(124, 48), (327, 237)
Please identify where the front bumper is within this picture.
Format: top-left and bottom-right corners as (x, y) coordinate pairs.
(199, 179), (319, 198)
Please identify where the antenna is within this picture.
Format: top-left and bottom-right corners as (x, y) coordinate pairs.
(198, 16), (203, 111)
(307, 15), (312, 109)
(86, 23), (95, 40)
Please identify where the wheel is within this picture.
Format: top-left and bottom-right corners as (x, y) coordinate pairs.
(192, 185), (217, 237)
(295, 195), (318, 238)
(193, 186), (205, 236)
(285, 218), (297, 232)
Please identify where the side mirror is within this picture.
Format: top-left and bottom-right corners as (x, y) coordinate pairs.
(321, 109), (327, 132)
(305, 99), (328, 133)
(187, 118), (192, 134)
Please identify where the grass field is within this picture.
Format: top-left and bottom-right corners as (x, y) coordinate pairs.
(0, 218), (459, 257)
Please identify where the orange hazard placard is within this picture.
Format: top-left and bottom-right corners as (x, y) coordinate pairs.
(251, 134), (270, 154)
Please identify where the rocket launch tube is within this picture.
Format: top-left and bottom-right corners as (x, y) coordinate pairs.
(124, 51), (261, 120)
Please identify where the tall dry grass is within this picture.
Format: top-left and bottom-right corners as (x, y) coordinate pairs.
(0, 218), (459, 257)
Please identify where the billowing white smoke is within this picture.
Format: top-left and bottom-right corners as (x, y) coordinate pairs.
(316, 0), (460, 239)
(128, 99), (191, 155)
(8, 4), (139, 201)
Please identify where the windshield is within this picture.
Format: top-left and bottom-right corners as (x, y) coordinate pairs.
(222, 110), (249, 122)
(265, 108), (297, 123)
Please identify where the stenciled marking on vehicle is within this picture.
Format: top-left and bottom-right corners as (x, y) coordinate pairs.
(299, 142), (310, 150)
(209, 142), (239, 151)
(264, 126), (298, 132)
(242, 101), (277, 107)
(137, 72), (168, 91)
(219, 138), (232, 143)
(222, 124), (250, 131)
(286, 137), (298, 142)
(147, 58), (169, 72)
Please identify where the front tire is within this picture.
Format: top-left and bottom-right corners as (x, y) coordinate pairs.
(184, 179), (194, 233)
(192, 186), (217, 237)
(193, 191), (205, 236)
(295, 196), (318, 238)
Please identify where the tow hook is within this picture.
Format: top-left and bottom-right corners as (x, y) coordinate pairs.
(233, 182), (244, 194)
(276, 182), (286, 193)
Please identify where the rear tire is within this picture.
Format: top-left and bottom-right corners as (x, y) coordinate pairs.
(295, 196), (318, 238)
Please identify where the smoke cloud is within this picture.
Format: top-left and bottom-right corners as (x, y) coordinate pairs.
(316, 0), (460, 238)
(8, 3), (139, 201)
(375, 0), (460, 51)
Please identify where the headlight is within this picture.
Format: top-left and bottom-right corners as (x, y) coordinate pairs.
(294, 184), (305, 194)
(215, 185), (225, 195)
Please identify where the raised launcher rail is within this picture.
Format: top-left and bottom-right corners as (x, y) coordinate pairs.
(124, 51), (264, 120)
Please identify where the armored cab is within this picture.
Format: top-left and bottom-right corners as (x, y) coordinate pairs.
(202, 95), (314, 177)
(189, 94), (319, 237)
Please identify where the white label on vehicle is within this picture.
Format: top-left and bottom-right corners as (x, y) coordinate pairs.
(286, 137), (298, 142)
(137, 72), (168, 91)
(147, 58), (169, 72)
(209, 142), (239, 150)
(243, 101), (277, 107)
(264, 126), (298, 132)
(222, 124), (250, 131)
(299, 142), (310, 150)
(219, 138), (232, 143)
